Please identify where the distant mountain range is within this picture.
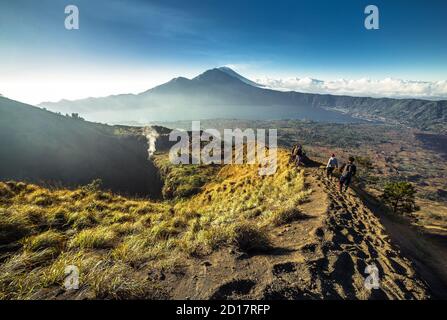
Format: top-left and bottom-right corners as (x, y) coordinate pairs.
(39, 67), (447, 132)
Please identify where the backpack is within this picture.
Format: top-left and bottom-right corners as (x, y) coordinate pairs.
(342, 163), (356, 178)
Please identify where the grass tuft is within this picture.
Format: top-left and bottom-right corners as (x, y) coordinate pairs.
(269, 206), (309, 226)
(230, 223), (271, 252)
(69, 228), (116, 249)
(0, 209), (32, 245)
(23, 230), (65, 252)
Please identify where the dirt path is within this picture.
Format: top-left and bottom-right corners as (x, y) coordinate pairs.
(297, 168), (430, 299)
(358, 190), (447, 299)
(170, 168), (432, 299)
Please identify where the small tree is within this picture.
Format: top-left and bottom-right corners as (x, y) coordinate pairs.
(381, 181), (418, 215)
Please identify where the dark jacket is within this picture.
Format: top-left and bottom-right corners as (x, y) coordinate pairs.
(341, 163), (357, 178)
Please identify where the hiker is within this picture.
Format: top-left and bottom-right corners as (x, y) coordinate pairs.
(290, 144), (299, 164)
(326, 153), (338, 180)
(290, 143), (304, 166)
(295, 144), (304, 167)
(339, 156), (357, 192)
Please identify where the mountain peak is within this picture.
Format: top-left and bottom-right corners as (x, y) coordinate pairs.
(218, 67), (264, 87)
(193, 67), (262, 87)
(193, 68), (237, 82)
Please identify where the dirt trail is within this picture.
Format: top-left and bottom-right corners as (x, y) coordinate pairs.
(358, 190), (447, 299)
(170, 168), (431, 299)
(308, 169), (430, 299)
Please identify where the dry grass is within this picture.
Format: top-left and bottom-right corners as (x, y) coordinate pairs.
(69, 228), (116, 249)
(230, 223), (271, 252)
(0, 149), (309, 299)
(23, 230), (65, 252)
(268, 205), (309, 226)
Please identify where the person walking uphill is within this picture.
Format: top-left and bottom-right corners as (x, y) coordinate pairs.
(339, 156), (357, 192)
(326, 153), (338, 180)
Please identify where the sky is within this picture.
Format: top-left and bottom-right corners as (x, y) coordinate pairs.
(0, 0), (446, 104)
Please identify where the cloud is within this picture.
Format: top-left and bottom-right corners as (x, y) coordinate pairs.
(255, 76), (447, 100)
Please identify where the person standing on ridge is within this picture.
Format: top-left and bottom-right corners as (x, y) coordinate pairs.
(326, 153), (338, 180)
(339, 156), (357, 192)
(290, 144), (299, 164)
(296, 144), (304, 167)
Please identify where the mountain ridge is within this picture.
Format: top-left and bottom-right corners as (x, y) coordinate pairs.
(38, 67), (447, 132)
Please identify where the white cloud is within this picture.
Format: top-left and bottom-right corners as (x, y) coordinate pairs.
(255, 76), (447, 100)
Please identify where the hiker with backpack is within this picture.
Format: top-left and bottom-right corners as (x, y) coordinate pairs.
(326, 153), (338, 180)
(339, 156), (357, 192)
(295, 144), (305, 167)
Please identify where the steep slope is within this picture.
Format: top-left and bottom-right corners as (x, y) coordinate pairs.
(40, 68), (447, 131)
(171, 168), (430, 300)
(0, 149), (434, 300)
(0, 96), (161, 197)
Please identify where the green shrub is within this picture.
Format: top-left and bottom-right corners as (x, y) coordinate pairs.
(381, 181), (418, 215)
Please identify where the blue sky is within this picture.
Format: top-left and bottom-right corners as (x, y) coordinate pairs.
(0, 0), (446, 104)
